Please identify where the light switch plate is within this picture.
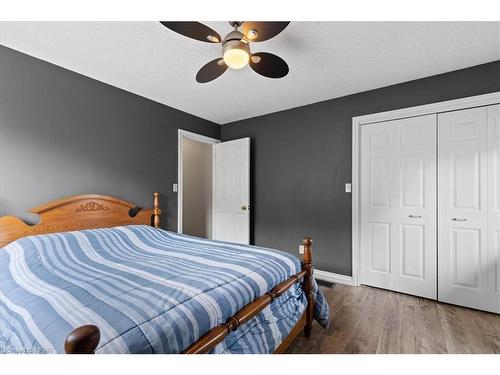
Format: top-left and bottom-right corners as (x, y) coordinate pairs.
(173, 183), (178, 193)
(345, 183), (352, 193)
(299, 245), (304, 255)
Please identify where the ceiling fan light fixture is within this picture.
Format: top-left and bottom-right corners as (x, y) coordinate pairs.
(206, 35), (220, 43)
(161, 21), (291, 82)
(250, 55), (261, 64)
(223, 49), (249, 69)
(246, 29), (258, 40)
(222, 40), (250, 69)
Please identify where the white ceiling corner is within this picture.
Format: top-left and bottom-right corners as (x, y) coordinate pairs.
(0, 21), (499, 124)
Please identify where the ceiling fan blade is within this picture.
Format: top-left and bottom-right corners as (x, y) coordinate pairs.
(242, 22), (290, 42)
(249, 52), (289, 79)
(196, 58), (228, 83)
(160, 22), (221, 43)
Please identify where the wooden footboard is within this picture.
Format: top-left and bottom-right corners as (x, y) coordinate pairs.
(65, 237), (315, 354)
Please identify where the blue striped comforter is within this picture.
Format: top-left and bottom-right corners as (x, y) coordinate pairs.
(0, 225), (329, 354)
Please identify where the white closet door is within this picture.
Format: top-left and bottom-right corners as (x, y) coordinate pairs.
(360, 115), (437, 299)
(438, 107), (491, 311)
(488, 105), (500, 313)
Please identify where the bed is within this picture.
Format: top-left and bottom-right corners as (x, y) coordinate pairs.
(0, 193), (329, 354)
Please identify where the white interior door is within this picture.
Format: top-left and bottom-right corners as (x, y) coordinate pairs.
(438, 107), (491, 311)
(213, 138), (250, 244)
(488, 105), (500, 313)
(360, 114), (437, 299)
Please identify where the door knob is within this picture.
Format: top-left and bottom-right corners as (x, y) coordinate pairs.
(452, 218), (467, 222)
(408, 215), (422, 219)
(241, 205), (249, 211)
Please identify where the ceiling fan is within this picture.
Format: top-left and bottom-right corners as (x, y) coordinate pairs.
(160, 21), (290, 83)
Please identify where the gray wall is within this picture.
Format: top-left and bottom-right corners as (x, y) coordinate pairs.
(221, 61), (500, 276)
(0, 45), (220, 230)
(2, 43), (499, 275)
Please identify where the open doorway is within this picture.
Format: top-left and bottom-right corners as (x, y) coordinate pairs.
(178, 130), (219, 238)
(178, 129), (251, 243)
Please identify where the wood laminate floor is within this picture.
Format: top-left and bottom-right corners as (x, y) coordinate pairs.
(286, 284), (500, 354)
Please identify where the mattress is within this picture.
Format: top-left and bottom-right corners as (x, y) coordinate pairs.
(0, 225), (329, 354)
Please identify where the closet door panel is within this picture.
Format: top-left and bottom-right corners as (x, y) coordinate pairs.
(438, 107), (490, 311)
(488, 105), (500, 313)
(361, 123), (394, 288)
(369, 222), (391, 273)
(360, 115), (437, 299)
(401, 223), (425, 279)
(369, 158), (391, 208)
(452, 151), (480, 210)
(400, 154), (424, 208)
(452, 228), (481, 288)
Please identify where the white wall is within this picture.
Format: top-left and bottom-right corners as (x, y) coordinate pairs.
(182, 137), (213, 238)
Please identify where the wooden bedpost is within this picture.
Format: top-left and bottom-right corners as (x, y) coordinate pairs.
(153, 192), (161, 228)
(302, 237), (314, 338)
(65, 325), (100, 354)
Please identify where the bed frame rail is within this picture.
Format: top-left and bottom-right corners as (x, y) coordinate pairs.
(65, 237), (315, 354)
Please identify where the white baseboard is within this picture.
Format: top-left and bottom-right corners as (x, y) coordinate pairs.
(314, 269), (354, 286)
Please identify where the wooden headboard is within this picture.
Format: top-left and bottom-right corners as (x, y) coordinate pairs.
(0, 192), (161, 248)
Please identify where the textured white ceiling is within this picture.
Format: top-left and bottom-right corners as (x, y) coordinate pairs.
(0, 21), (499, 124)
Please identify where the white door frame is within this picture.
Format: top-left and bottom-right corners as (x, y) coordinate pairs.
(352, 91), (500, 287)
(177, 129), (220, 234)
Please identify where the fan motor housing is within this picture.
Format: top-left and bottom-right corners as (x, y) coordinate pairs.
(222, 30), (246, 44)
(222, 30), (250, 59)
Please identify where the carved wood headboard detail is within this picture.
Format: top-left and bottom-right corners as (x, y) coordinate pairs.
(0, 192), (161, 249)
